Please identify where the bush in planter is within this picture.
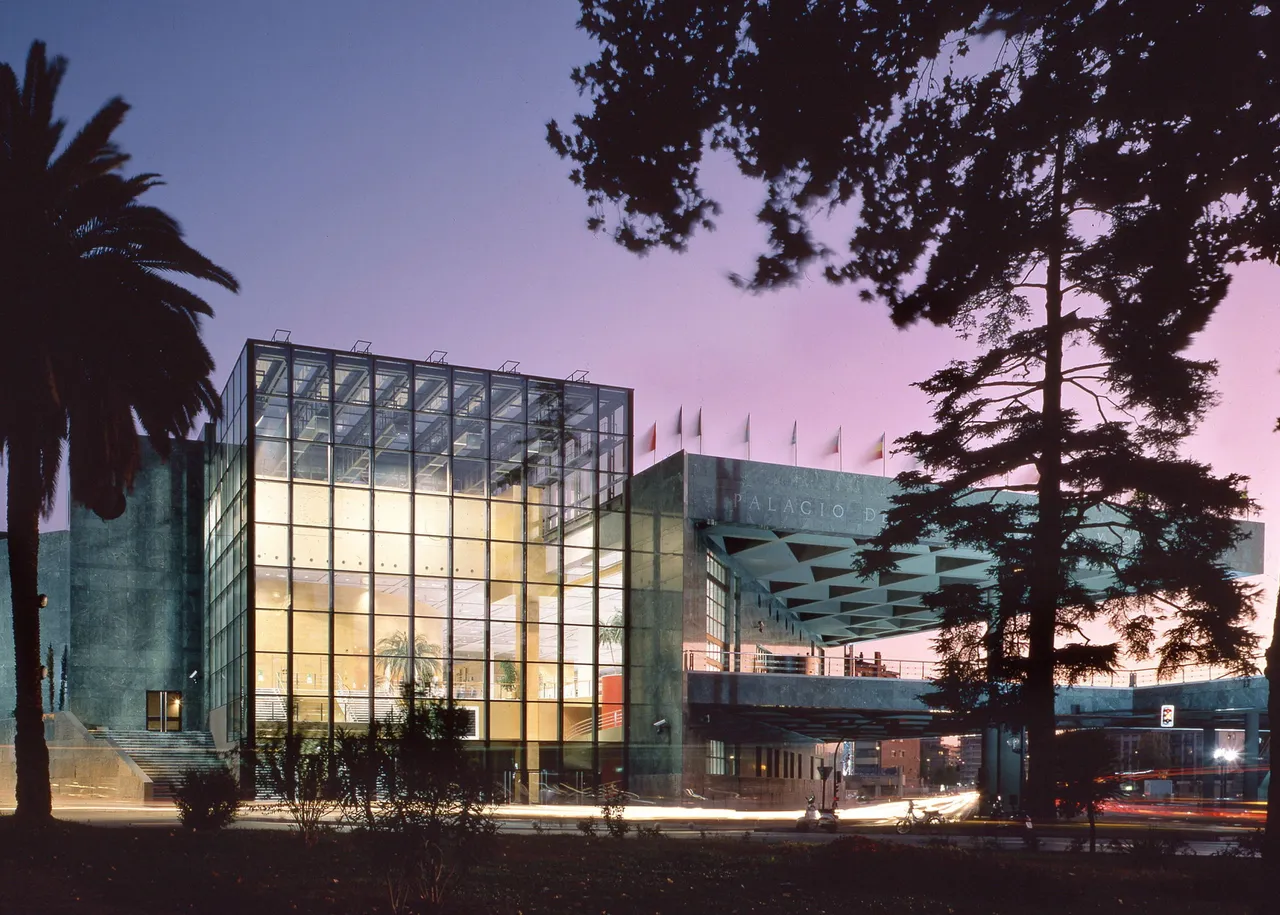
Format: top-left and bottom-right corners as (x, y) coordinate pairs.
(174, 767), (241, 831)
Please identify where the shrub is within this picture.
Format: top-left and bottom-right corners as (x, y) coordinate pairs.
(577, 817), (598, 838)
(174, 767), (241, 832)
(599, 785), (630, 839)
(333, 687), (498, 913)
(1106, 829), (1192, 861)
(635, 822), (663, 839)
(256, 734), (340, 846)
(1214, 828), (1264, 858)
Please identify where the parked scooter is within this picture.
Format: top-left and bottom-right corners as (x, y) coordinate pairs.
(796, 795), (839, 833)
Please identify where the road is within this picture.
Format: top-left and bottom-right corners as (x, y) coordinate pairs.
(11, 795), (1256, 857)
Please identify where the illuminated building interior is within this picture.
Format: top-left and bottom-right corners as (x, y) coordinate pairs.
(204, 340), (631, 793)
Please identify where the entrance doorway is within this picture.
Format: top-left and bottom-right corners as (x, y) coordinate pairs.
(146, 691), (182, 732)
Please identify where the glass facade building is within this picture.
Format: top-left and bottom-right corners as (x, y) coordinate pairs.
(205, 340), (631, 792)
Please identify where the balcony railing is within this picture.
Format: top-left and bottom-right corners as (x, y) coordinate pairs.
(682, 649), (1265, 688)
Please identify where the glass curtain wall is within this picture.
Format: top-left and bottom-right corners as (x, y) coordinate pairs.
(239, 340), (631, 791)
(205, 347), (251, 745)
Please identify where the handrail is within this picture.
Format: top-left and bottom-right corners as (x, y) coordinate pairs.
(682, 648), (1266, 687)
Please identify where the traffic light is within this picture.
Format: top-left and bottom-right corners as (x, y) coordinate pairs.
(1160, 704), (1175, 728)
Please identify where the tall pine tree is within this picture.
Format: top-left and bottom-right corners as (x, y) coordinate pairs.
(550, 1), (1278, 820)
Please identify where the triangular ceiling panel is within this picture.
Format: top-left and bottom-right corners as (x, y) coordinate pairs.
(723, 535), (774, 555)
(828, 584), (869, 598)
(786, 541), (848, 564)
(936, 554), (987, 572)
(811, 564), (855, 582)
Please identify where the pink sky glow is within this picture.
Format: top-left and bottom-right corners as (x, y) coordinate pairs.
(2, 2), (1277, 662)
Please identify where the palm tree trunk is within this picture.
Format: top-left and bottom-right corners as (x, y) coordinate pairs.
(1265, 588), (1280, 860)
(7, 443), (52, 823)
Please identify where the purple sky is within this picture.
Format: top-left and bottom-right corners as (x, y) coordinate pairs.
(4, 2), (1278, 660)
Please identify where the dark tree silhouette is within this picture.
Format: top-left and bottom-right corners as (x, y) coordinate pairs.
(57, 644), (67, 711)
(549, 2), (1278, 821)
(0, 41), (236, 824)
(1054, 729), (1121, 853)
(44, 644), (53, 712)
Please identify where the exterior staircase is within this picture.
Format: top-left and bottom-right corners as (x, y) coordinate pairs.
(96, 729), (228, 800)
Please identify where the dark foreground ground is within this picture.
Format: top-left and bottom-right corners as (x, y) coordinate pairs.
(0, 819), (1271, 914)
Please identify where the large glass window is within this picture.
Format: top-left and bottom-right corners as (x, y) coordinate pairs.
(706, 553), (729, 670)
(414, 365), (449, 413)
(708, 739), (727, 776)
(231, 342), (631, 768)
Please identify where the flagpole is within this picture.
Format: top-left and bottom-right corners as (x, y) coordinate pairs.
(677, 406), (683, 453)
(883, 432), (887, 478)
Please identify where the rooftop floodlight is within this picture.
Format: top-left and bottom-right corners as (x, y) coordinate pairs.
(427, 350), (449, 364)
(498, 360), (521, 373)
(351, 339), (373, 354)
(271, 328), (292, 342)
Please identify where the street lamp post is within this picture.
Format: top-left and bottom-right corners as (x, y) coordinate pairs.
(1212, 747), (1239, 801)
(817, 763), (833, 811)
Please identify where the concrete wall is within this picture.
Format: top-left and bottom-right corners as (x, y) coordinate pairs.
(0, 712), (152, 803)
(628, 453), (833, 804)
(0, 531), (72, 720)
(69, 439), (205, 730)
(685, 454), (896, 539)
(627, 452), (687, 797)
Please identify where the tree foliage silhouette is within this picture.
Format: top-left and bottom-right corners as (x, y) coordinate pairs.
(0, 41), (236, 823)
(1054, 729), (1121, 853)
(549, 2), (1277, 820)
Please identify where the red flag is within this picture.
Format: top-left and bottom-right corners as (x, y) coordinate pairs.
(643, 422), (657, 453)
(864, 433), (885, 463)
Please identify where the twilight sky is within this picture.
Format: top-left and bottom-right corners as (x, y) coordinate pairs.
(4, 1), (1279, 660)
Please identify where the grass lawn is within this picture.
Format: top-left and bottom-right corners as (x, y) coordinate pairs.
(0, 819), (1270, 914)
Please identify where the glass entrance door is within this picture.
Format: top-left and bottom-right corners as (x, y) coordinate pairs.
(146, 690), (182, 732)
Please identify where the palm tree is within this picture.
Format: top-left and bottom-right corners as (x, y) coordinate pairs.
(374, 632), (442, 692)
(1, 42), (237, 824)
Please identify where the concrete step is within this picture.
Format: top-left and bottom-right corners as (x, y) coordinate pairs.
(93, 729), (228, 796)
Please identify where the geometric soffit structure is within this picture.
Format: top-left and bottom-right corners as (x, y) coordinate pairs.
(702, 524), (989, 646)
(682, 455), (1265, 649)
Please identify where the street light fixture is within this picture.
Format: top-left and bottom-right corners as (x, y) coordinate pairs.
(1212, 747), (1239, 800)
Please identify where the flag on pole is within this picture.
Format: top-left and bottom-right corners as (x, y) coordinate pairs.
(643, 422), (657, 453)
(695, 407), (703, 454)
(676, 406), (683, 436)
(864, 433), (885, 463)
(790, 421), (797, 446)
(790, 421), (798, 466)
(834, 426), (843, 471)
(745, 414), (751, 459)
